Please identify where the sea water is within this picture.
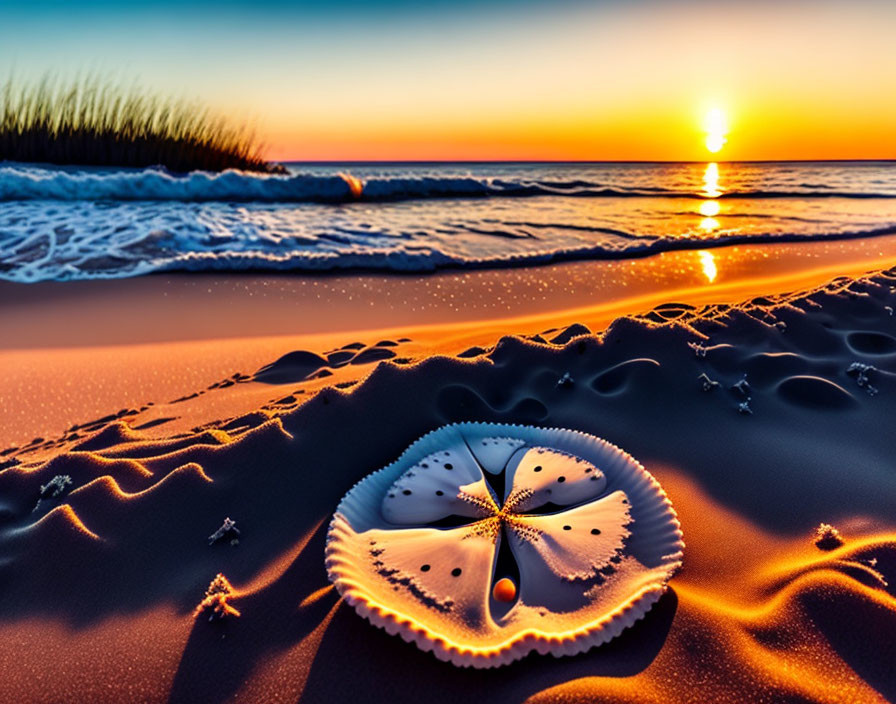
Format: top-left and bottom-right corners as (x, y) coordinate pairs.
(1, 161), (895, 282)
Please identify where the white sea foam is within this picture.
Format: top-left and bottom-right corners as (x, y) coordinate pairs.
(2, 162), (895, 281)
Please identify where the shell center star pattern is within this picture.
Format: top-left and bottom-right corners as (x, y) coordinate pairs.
(380, 443), (628, 603)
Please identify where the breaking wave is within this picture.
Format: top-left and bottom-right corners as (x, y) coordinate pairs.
(3, 163), (896, 203)
(2, 161), (896, 281)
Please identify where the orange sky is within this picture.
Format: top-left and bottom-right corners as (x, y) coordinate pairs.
(261, 2), (896, 161)
(4, 0), (896, 161)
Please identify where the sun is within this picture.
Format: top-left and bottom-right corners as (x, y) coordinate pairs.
(705, 133), (726, 153)
(703, 107), (728, 154)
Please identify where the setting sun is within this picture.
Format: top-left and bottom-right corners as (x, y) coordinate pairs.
(703, 108), (729, 154)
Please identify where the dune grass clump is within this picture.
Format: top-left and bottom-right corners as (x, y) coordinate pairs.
(0, 75), (285, 173)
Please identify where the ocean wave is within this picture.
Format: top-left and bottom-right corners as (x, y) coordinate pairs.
(3, 201), (896, 283)
(3, 162), (896, 282)
(2, 163), (895, 203)
(112, 224), (896, 274)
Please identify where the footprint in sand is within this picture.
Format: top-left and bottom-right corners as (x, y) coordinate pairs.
(846, 331), (896, 356)
(776, 375), (858, 410)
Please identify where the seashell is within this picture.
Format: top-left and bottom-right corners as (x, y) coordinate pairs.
(325, 423), (684, 668)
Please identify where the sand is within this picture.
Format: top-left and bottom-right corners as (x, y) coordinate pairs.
(1, 252), (896, 702)
(4, 233), (896, 449)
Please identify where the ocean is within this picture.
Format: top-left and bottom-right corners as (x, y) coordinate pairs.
(1, 161), (895, 282)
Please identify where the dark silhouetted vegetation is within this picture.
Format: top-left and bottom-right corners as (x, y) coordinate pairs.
(0, 75), (285, 173)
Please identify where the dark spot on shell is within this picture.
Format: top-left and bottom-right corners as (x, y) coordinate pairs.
(563, 525), (572, 531)
(435, 490), (444, 496)
(533, 465), (542, 472)
(388, 493), (395, 498)
(402, 489), (412, 496)
(451, 568), (462, 577)
(557, 476), (566, 483)
(421, 564), (431, 572)
(591, 528), (601, 535)
(444, 463), (453, 470)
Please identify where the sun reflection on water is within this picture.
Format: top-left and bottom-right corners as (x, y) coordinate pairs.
(338, 172), (364, 198)
(700, 216), (720, 231)
(699, 200), (720, 217)
(697, 162), (723, 232)
(702, 162), (722, 198)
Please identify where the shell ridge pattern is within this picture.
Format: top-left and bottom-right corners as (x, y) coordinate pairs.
(326, 423), (684, 668)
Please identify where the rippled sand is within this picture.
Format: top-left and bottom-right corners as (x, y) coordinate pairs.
(1, 264), (895, 702)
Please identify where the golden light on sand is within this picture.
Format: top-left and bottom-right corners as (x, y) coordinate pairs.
(703, 108), (728, 154)
(702, 162), (722, 198)
(699, 200), (720, 217)
(698, 250), (718, 282)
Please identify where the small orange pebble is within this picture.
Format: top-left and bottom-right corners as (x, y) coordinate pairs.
(492, 577), (517, 603)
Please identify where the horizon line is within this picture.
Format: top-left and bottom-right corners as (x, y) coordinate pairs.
(278, 158), (896, 165)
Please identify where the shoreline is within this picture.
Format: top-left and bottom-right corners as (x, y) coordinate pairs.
(5, 233), (896, 349)
(3, 236), (896, 449)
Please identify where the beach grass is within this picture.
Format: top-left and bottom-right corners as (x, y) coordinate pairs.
(0, 75), (285, 173)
